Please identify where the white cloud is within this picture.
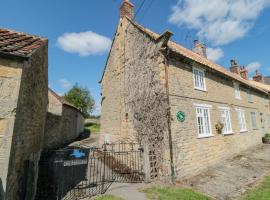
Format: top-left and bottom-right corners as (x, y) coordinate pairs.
(169, 0), (270, 45)
(246, 62), (261, 73)
(267, 67), (270, 72)
(57, 31), (112, 56)
(206, 47), (224, 62)
(59, 78), (72, 89)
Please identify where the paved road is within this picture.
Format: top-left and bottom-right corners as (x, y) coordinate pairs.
(181, 144), (270, 200)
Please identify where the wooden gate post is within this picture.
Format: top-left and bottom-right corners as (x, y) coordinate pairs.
(142, 142), (151, 182)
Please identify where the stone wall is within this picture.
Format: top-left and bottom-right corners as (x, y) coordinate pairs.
(167, 54), (270, 179)
(100, 18), (171, 179)
(4, 43), (48, 200)
(44, 92), (84, 150)
(0, 58), (23, 197)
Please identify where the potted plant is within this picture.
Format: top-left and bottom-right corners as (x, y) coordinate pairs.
(215, 121), (224, 134)
(262, 133), (270, 144)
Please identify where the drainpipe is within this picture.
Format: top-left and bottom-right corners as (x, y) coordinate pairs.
(163, 48), (175, 184)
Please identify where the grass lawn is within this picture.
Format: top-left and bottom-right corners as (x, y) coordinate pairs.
(142, 187), (212, 200)
(85, 123), (100, 133)
(242, 176), (270, 200)
(93, 194), (123, 200)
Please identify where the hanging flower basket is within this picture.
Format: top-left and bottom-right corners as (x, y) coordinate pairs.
(215, 121), (224, 134)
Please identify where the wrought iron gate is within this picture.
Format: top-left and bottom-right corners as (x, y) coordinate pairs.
(35, 143), (144, 200)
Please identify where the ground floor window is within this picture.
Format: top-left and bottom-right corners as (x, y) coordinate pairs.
(219, 107), (232, 134)
(194, 104), (212, 138)
(251, 112), (257, 129)
(236, 109), (247, 132)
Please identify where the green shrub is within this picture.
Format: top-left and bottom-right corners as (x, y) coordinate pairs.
(264, 133), (270, 138)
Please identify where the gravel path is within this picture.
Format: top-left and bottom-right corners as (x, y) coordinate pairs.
(182, 144), (270, 200)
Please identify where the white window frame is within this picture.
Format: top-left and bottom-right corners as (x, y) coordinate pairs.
(236, 108), (247, 132)
(234, 82), (241, 99)
(194, 104), (213, 138)
(219, 107), (233, 135)
(251, 112), (257, 129)
(193, 67), (206, 91)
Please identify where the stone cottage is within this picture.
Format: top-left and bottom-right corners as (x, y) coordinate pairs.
(100, 0), (270, 181)
(44, 89), (85, 149)
(0, 28), (48, 199)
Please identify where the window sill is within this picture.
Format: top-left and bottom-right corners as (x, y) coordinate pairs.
(240, 130), (248, 133)
(223, 132), (234, 135)
(198, 134), (214, 139)
(194, 88), (207, 92)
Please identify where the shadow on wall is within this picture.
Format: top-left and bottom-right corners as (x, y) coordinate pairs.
(0, 178), (4, 200)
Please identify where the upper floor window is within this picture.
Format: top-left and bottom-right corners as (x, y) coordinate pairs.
(194, 104), (212, 138)
(247, 91), (253, 103)
(219, 107), (233, 134)
(234, 82), (241, 99)
(193, 67), (206, 91)
(236, 108), (247, 132)
(251, 112), (257, 129)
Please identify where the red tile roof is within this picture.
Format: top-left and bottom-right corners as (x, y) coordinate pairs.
(0, 28), (47, 58)
(124, 18), (268, 94)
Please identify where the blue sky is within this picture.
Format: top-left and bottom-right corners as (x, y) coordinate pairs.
(1, 0), (270, 115)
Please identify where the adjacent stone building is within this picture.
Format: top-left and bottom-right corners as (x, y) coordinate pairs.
(44, 89), (84, 149)
(0, 28), (48, 199)
(100, 0), (270, 181)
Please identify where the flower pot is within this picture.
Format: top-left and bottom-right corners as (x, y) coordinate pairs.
(262, 137), (270, 144)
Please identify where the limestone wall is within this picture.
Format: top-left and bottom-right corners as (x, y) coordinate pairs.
(5, 43), (48, 200)
(167, 55), (270, 179)
(0, 58), (23, 197)
(44, 92), (84, 149)
(100, 18), (171, 179)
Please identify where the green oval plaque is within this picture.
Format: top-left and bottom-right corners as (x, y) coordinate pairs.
(177, 111), (185, 122)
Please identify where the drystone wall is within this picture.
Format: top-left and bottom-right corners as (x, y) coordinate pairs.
(44, 94), (84, 150)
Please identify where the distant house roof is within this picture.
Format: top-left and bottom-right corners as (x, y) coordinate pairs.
(48, 88), (83, 114)
(100, 17), (268, 95)
(0, 28), (47, 58)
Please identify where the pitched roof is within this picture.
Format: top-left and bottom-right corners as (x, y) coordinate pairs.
(0, 28), (47, 58)
(249, 80), (270, 92)
(124, 18), (268, 95)
(48, 88), (83, 113)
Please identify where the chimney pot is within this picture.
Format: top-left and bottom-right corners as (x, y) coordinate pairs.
(120, 0), (134, 19)
(240, 66), (248, 80)
(192, 40), (207, 58)
(253, 70), (264, 83)
(230, 59), (240, 74)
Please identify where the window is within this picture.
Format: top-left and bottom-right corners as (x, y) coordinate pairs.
(251, 112), (257, 129)
(234, 82), (241, 99)
(247, 91), (253, 103)
(194, 104), (212, 138)
(236, 109), (247, 132)
(219, 107), (233, 134)
(193, 67), (206, 91)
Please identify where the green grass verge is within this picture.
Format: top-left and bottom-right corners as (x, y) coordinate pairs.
(84, 123), (100, 133)
(242, 176), (270, 200)
(93, 194), (124, 200)
(142, 187), (212, 200)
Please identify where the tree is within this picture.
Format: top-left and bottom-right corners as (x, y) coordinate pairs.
(64, 84), (95, 117)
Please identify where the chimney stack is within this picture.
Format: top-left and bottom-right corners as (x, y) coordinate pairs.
(230, 59), (240, 74)
(120, 0), (134, 19)
(239, 66), (248, 80)
(253, 70), (264, 83)
(192, 40), (207, 58)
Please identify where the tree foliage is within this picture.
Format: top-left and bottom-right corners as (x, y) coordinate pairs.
(64, 84), (95, 117)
